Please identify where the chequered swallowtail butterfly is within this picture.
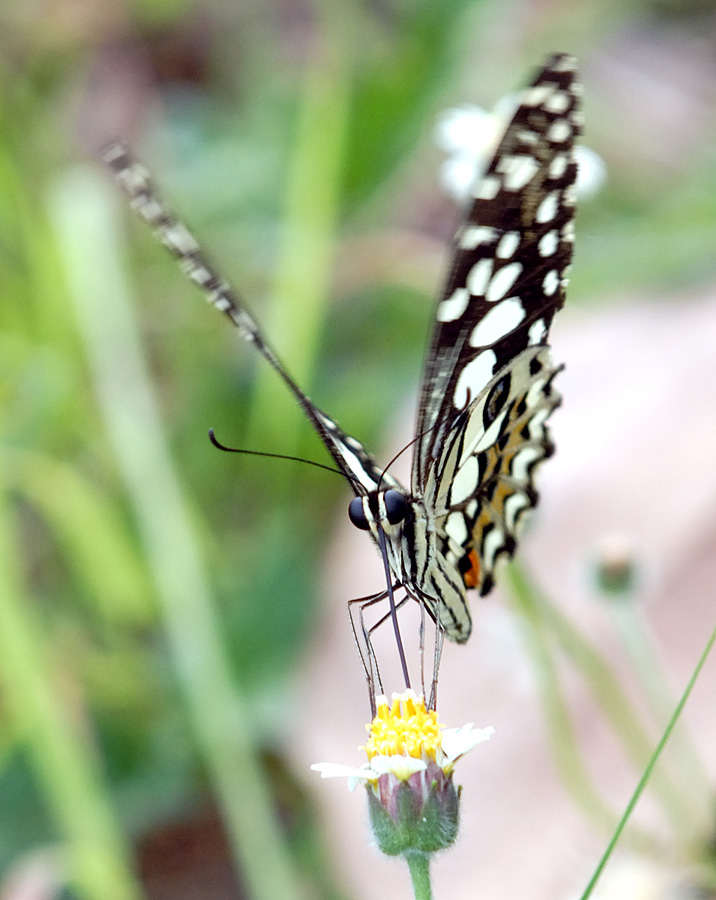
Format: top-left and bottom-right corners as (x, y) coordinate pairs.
(104, 52), (579, 646)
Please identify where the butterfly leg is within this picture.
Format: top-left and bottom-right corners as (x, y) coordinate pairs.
(414, 599), (444, 711)
(348, 586), (409, 717)
(424, 612), (445, 712)
(348, 588), (389, 714)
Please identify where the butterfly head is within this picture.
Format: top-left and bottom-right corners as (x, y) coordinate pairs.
(348, 489), (408, 534)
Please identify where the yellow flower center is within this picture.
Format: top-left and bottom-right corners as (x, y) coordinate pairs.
(362, 691), (443, 761)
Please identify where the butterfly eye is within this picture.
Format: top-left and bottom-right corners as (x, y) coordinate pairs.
(348, 496), (370, 530)
(384, 489), (407, 525)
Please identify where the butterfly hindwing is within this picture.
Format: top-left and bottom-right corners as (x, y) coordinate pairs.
(432, 347), (562, 595)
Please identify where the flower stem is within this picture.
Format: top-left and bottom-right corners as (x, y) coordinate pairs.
(578, 615), (716, 899)
(405, 851), (433, 900)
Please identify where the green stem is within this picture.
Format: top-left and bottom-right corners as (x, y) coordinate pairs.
(508, 563), (696, 842)
(609, 601), (712, 828)
(405, 851), (433, 900)
(579, 616), (716, 899)
(506, 564), (618, 831)
(52, 168), (305, 900)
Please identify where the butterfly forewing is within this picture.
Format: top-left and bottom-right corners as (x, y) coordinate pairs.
(102, 142), (396, 497)
(412, 52), (580, 632)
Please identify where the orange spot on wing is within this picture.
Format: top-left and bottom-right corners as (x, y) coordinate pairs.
(462, 549), (481, 589)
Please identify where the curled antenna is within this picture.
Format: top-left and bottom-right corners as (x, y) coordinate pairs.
(208, 428), (352, 480)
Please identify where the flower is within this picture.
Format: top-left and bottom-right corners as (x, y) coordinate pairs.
(435, 100), (606, 203)
(311, 691), (494, 857)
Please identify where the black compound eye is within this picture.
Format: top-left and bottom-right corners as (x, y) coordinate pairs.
(383, 489), (407, 525)
(348, 496), (370, 530)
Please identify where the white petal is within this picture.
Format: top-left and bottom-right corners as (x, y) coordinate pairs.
(435, 105), (496, 154)
(575, 146), (607, 198)
(370, 755), (427, 780)
(310, 762), (376, 781)
(439, 156), (480, 204)
(440, 725), (495, 766)
(435, 95), (605, 207)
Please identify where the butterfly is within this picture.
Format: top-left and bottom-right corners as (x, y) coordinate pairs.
(104, 52), (579, 669)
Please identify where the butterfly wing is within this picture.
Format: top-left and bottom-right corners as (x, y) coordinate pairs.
(413, 53), (580, 607)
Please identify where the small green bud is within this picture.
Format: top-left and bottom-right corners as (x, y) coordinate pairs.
(366, 764), (460, 856)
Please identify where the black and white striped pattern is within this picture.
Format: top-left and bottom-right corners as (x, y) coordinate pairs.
(105, 52), (580, 644)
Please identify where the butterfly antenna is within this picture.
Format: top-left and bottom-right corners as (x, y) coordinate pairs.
(377, 419), (440, 492)
(103, 141), (375, 490)
(208, 428), (353, 480)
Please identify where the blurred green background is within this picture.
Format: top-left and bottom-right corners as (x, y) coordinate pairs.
(1, 0), (716, 897)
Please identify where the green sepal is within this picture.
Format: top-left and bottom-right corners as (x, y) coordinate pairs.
(366, 778), (460, 856)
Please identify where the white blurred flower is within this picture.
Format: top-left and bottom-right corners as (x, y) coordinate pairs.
(435, 99), (606, 203)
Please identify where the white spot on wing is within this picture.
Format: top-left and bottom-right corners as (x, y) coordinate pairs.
(453, 350), (497, 409)
(338, 448), (382, 491)
(165, 225), (198, 255)
(474, 175), (500, 200)
(523, 84), (554, 107)
(467, 258), (493, 297)
(496, 231), (520, 259)
(548, 120), (572, 143)
(536, 191), (559, 224)
(459, 226), (496, 250)
(469, 298), (525, 347)
(518, 129), (539, 145)
(446, 511), (468, 545)
(475, 408), (508, 452)
(543, 270), (559, 295)
(549, 154), (568, 179)
(511, 446), (541, 482)
(482, 526), (505, 567)
(528, 318), (547, 345)
(190, 265), (213, 285)
(545, 91), (570, 114)
(486, 262), (522, 303)
(500, 154), (539, 191)
(450, 454), (479, 505)
(538, 230), (559, 257)
(552, 55), (576, 73)
(526, 377), (547, 407)
(504, 492), (530, 530)
(528, 406), (551, 437)
(437, 287), (470, 322)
